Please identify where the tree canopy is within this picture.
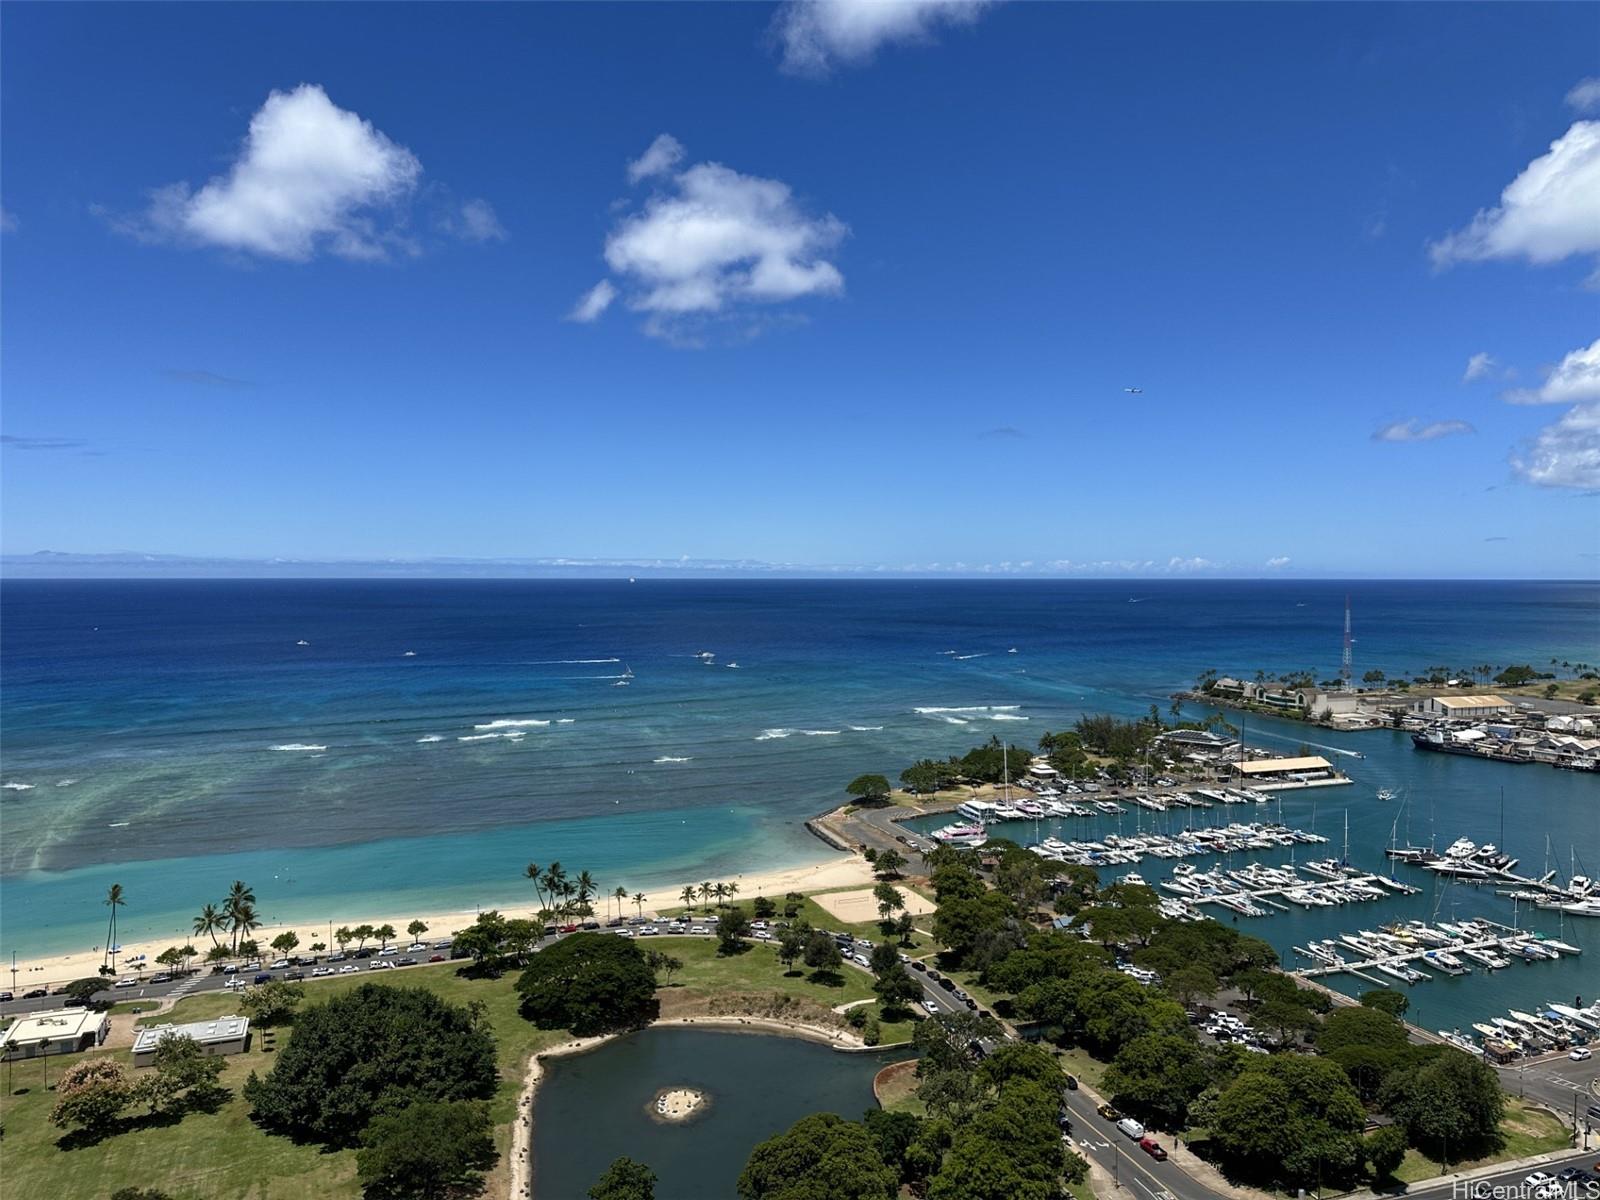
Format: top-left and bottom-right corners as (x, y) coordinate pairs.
(355, 1099), (496, 1200)
(589, 1156), (658, 1200)
(737, 1112), (898, 1200)
(244, 983), (497, 1147)
(845, 774), (893, 803)
(516, 931), (657, 1036)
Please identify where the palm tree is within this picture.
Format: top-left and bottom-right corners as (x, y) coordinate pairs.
(726, 881), (740, 906)
(575, 870), (597, 915)
(541, 863), (568, 915)
(224, 880), (256, 952)
(193, 903), (225, 948)
(525, 862), (545, 912)
(634, 892), (647, 918)
(230, 903), (261, 952)
(699, 881), (714, 913)
(103, 883), (126, 973)
(680, 885), (697, 913)
(612, 886), (628, 921)
(712, 882), (729, 908)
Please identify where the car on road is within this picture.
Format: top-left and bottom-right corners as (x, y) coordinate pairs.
(0, 990), (11, 1002)
(1139, 1137), (1168, 1161)
(150, 973), (172, 984)
(690, 926), (709, 935)
(428, 954), (446, 962)
(1116, 1118), (1145, 1140)
(328, 952), (347, 962)
(22, 987), (48, 999)
(1097, 1103), (1121, 1121)
(398, 957), (417, 966)
(270, 958), (291, 969)
(911, 960), (926, 972)
(1570, 1047), (1592, 1061)
(253, 972), (274, 984)
(369, 960), (395, 970)
(938, 978), (956, 992)
(338, 964), (361, 975)
(1524, 1173), (1555, 1188)
(1063, 1075), (1078, 1091)
(114, 978), (138, 988)
(312, 967), (335, 977)
(921, 999), (939, 1014)
(224, 978), (246, 990)
(408, 943), (429, 952)
(378, 947), (398, 956)
(639, 926), (659, 936)
(222, 964), (239, 974)
(285, 970), (307, 981)
(1557, 1169), (1591, 1184)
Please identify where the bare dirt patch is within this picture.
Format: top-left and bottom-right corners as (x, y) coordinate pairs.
(814, 887), (936, 922)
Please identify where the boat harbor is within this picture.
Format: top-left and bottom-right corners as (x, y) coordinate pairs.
(1292, 916), (1582, 985)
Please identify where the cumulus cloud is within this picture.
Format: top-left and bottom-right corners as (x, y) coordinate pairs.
(1265, 556), (1291, 569)
(774, 0), (992, 75)
(1372, 419), (1476, 442)
(1511, 402), (1600, 490)
(1567, 78), (1600, 113)
(575, 136), (846, 342)
(1165, 556), (1215, 572)
(627, 134), (685, 184)
(451, 199), (507, 243)
(119, 84), (425, 261)
(1429, 121), (1600, 271)
(1463, 352), (1501, 382)
(1504, 337), (1600, 405)
(568, 280), (617, 323)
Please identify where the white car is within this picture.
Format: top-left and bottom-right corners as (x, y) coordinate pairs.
(312, 967), (334, 977)
(270, 959), (290, 969)
(1524, 1173), (1555, 1188)
(338, 964), (361, 975)
(369, 960), (395, 970)
(1569, 1047), (1591, 1061)
(114, 978), (138, 989)
(922, 999), (939, 1014)
(378, 947), (398, 956)
(224, 978), (246, 990)
(690, 926), (709, 935)
(408, 943), (428, 953)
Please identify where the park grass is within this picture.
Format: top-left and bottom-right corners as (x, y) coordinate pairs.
(658, 888), (942, 954)
(872, 1057), (926, 1115)
(2, 961), (566, 1200)
(1391, 1098), (1572, 1183)
(1053, 1045), (1110, 1091)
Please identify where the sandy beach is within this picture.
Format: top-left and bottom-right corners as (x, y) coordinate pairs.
(5, 854), (876, 989)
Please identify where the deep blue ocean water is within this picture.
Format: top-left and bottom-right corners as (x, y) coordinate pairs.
(2, 579), (1595, 1028)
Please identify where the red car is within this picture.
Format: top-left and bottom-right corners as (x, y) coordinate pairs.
(428, 954), (446, 963)
(1140, 1137), (1168, 1161)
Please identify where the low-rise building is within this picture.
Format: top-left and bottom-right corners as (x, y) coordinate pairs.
(131, 1015), (250, 1067)
(1231, 755), (1348, 790)
(0, 1008), (110, 1060)
(1412, 694), (1512, 720)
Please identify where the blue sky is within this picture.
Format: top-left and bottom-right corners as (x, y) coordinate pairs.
(2, 1), (1597, 578)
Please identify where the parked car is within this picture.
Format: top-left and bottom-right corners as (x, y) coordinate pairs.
(312, 967), (334, 977)
(369, 960), (395, 971)
(284, 970), (307, 981)
(270, 958), (290, 969)
(114, 977), (138, 989)
(1097, 1103), (1122, 1121)
(1116, 1118), (1146, 1140)
(408, 942), (429, 952)
(1064, 1075), (1078, 1090)
(911, 960), (926, 972)
(1140, 1137), (1167, 1160)
(149, 973), (172, 984)
(398, 957), (417, 966)
(0, 990), (12, 1002)
(22, 987), (48, 999)
(328, 952), (347, 962)
(253, 972), (273, 984)
(378, 946), (398, 956)
(1523, 1173), (1555, 1188)
(338, 964), (361, 974)
(1570, 1047), (1592, 1061)
(921, 999), (939, 1014)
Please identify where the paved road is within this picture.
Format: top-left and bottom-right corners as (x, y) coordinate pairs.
(1500, 1054), (1600, 1131)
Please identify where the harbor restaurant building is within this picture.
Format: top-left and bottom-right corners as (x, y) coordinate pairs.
(0, 1008), (111, 1060)
(1230, 755), (1344, 789)
(1412, 694), (1513, 721)
(132, 1015), (250, 1067)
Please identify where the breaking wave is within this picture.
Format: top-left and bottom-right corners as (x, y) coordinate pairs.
(473, 718), (550, 730)
(271, 743), (327, 752)
(653, 756), (692, 763)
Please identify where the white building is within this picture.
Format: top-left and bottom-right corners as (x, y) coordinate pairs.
(1413, 694), (1512, 720)
(0, 1008), (110, 1060)
(1231, 756), (1349, 790)
(131, 1015), (250, 1068)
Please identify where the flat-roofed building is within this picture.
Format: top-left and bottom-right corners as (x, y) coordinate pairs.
(1413, 694), (1512, 720)
(1231, 756), (1349, 790)
(0, 1008), (110, 1060)
(131, 1015), (250, 1067)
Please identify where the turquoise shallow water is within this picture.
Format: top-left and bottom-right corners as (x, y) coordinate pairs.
(2, 577), (1596, 1035)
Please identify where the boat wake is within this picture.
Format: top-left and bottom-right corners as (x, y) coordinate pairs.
(271, 744), (327, 752)
(473, 718), (550, 730)
(653, 756), (692, 763)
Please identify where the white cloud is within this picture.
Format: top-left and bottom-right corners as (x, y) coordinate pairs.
(1265, 556), (1291, 569)
(1372, 419), (1476, 443)
(1512, 402), (1600, 490)
(1429, 121), (1600, 270)
(580, 136), (846, 341)
(1567, 78), (1600, 113)
(1463, 352), (1499, 382)
(453, 199), (507, 243)
(568, 280), (617, 323)
(131, 84), (423, 261)
(1504, 337), (1600, 405)
(0, 206), (16, 233)
(627, 134), (685, 184)
(1165, 556), (1216, 572)
(774, 0), (991, 75)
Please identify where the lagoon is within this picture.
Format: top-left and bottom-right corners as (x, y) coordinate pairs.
(530, 1027), (900, 1200)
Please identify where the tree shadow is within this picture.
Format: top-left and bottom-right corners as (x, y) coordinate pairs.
(807, 969), (846, 989)
(55, 1087), (235, 1152)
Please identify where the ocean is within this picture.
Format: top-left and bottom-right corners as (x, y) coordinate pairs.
(1, 579), (1596, 1029)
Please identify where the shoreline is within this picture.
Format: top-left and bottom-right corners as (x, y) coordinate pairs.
(1, 854), (875, 989)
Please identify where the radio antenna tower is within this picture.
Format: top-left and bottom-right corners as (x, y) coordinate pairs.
(1340, 594), (1353, 690)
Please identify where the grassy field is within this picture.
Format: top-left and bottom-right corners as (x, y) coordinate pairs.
(1392, 1098), (1572, 1183)
(872, 1058), (926, 1114)
(660, 887), (942, 954)
(0, 961), (565, 1200)
(649, 934), (919, 1045)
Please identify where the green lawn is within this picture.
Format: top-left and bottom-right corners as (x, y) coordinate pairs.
(660, 887), (942, 954)
(1392, 1098), (1572, 1183)
(1, 961), (566, 1200)
(651, 935), (919, 1045)
(1053, 1045), (1110, 1091)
